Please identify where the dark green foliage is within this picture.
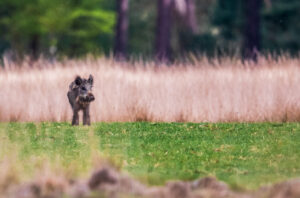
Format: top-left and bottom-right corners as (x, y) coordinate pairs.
(212, 0), (244, 44)
(128, 0), (156, 57)
(262, 0), (300, 55)
(0, 0), (300, 59)
(177, 33), (217, 58)
(212, 0), (300, 56)
(0, 0), (115, 59)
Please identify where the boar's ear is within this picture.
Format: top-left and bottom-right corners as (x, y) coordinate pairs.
(75, 76), (82, 86)
(88, 74), (93, 85)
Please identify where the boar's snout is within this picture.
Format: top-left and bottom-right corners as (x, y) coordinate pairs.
(88, 93), (95, 102)
(78, 93), (95, 103)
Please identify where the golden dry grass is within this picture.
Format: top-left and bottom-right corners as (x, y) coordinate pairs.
(1, 56), (300, 123)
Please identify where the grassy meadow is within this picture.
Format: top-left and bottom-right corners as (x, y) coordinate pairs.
(1, 122), (299, 190)
(1, 57), (300, 195)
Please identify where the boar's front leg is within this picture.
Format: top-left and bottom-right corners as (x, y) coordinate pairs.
(83, 106), (90, 125)
(72, 108), (79, 125)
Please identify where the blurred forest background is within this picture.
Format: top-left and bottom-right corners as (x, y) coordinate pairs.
(0, 0), (299, 62)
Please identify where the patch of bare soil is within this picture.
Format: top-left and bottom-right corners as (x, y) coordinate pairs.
(2, 167), (300, 198)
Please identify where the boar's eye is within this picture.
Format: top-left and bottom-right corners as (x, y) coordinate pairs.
(81, 87), (87, 91)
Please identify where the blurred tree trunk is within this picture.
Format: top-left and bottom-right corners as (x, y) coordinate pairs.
(243, 0), (262, 61)
(155, 0), (173, 62)
(114, 0), (129, 61)
(184, 0), (197, 33)
(30, 34), (40, 62)
(176, 0), (198, 54)
(264, 0), (271, 9)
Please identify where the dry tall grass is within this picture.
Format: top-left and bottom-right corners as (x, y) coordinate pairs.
(1, 56), (300, 123)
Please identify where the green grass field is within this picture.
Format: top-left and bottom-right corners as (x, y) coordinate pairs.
(0, 122), (300, 190)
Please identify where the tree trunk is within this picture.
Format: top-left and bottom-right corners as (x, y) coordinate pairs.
(30, 34), (39, 62)
(114, 0), (129, 61)
(185, 0), (197, 33)
(243, 0), (262, 61)
(155, 0), (173, 62)
(176, 0), (198, 54)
